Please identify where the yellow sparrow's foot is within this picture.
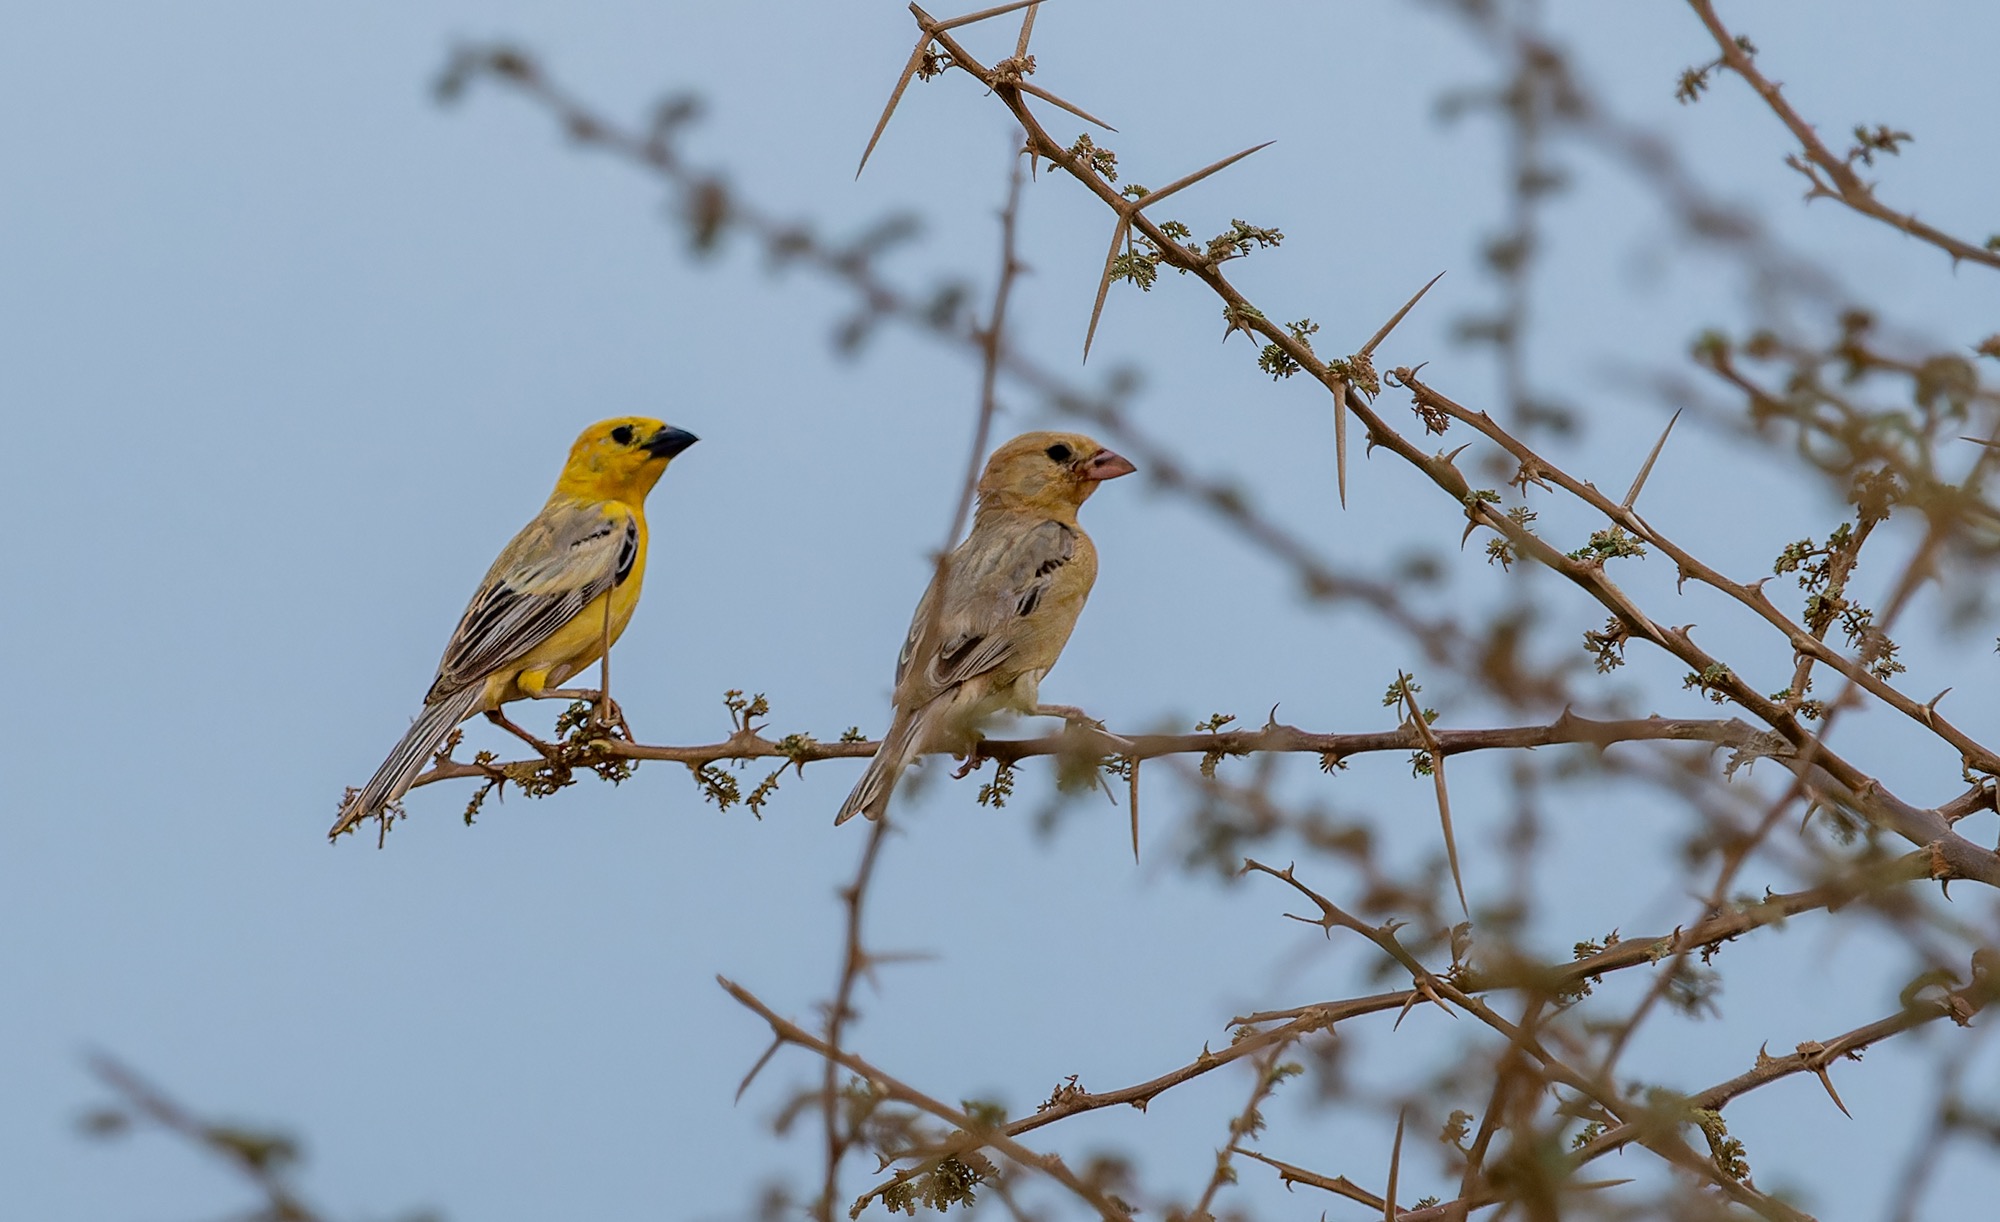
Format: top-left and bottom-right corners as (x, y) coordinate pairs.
(587, 692), (632, 740)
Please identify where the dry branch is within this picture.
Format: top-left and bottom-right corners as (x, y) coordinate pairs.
(1684, 0), (2000, 271)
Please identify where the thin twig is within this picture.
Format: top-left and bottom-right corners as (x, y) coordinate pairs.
(1684, 0), (2000, 271)
(816, 816), (893, 1222)
(722, 976), (1137, 1220)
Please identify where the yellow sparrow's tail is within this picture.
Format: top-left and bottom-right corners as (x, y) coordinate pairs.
(330, 685), (484, 840)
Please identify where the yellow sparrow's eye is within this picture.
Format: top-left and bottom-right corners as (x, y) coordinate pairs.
(1045, 443), (1073, 463)
(609, 425), (636, 446)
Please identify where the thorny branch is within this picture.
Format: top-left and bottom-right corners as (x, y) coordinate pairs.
(797, 5), (2000, 1217)
(1683, 0), (2000, 272)
(812, 814), (892, 1222)
(723, 976), (1137, 1221)
(826, 848), (1938, 1221)
(838, 2), (2000, 880)
(82, 1056), (333, 1222)
(400, 708), (1999, 887)
(429, 41), (1472, 669)
(394, 9), (2000, 1221)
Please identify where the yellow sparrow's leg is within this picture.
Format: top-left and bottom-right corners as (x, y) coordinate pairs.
(519, 670), (632, 738)
(486, 708), (558, 755)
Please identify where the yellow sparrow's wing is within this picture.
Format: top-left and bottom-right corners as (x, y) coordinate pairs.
(427, 500), (639, 699)
(896, 517), (1077, 699)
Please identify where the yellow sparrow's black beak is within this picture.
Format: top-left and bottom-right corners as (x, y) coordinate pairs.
(645, 425), (700, 459)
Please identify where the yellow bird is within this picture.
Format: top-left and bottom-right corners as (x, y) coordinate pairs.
(836, 431), (1135, 824)
(330, 418), (698, 840)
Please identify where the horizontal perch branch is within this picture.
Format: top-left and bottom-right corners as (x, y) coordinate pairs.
(411, 711), (1784, 786)
(400, 708), (1999, 884)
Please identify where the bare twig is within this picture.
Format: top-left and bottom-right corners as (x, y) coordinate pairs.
(722, 976), (1137, 1220)
(85, 1055), (328, 1222)
(1684, 0), (2000, 271)
(816, 816), (892, 1222)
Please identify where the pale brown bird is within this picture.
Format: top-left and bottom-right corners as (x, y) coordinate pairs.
(836, 431), (1135, 824)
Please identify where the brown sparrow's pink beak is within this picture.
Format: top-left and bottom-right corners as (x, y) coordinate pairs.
(1082, 448), (1137, 481)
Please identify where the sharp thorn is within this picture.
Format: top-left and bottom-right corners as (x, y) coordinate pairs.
(1128, 757), (1142, 864)
(1015, 81), (1116, 130)
(1419, 978), (1456, 1018)
(1334, 377), (1349, 509)
(1359, 270), (1446, 358)
(1135, 140), (1275, 208)
(735, 1036), (784, 1102)
(1083, 213), (1132, 362)
(1924, 687), (1953, 726)
(1400, 680), (1465, 917)
(1621, 407), (1683, 510)
(935, 0), (1042, 33)
(1014, 0), (1038, 57)
(1814, 1066), (1853, 1119)
(857, 39), (931, 178)
(1433, 760), (1469, 918)
(1383, 1107), (1407, 1222)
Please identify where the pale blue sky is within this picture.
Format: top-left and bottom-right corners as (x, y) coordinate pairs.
(3, 2), (1997, 1219)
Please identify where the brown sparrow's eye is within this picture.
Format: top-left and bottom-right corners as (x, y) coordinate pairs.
(1045, 443), (1073, 463)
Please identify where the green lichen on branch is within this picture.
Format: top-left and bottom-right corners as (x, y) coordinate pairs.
(1583, 616), (1632, 673)
(1487, 505), (1539, 570)
(1194, 712), (1242, 777)
(689, 762), (741, 809)
(1108, 249), (1160, 291)
(915, 44), (951, 81)
(1068, 133), (1117, 182)
(1673, 35), (1756, 104)
(1440, 1108), (1473, 1151)
(1220, 301), (1265, 342)
(976, 759), (1015, 808)
(722, 688), (770, 733)
(744, 765), (785, 818)
(685, 690), (786, 812)
(1204, 218), (1284, 262)
(1665, 960), (1723, 1017)
(876, 1152), (997, 1217)
(1846, 123), (1914, 166)
(1257, 318), (1319, 380)
(1767, 687), (1827, 721)
(473, 700), (640, 813)
(1382, 675), (1439, 775)
(1106, 212), (1194, 293)
(1325, 351), (1381, 398)
(1690, 1107), (1749, 1181)
(1772, 472), (1907, 679)
(1683, 663), (1736, 704)
(1566, 526), (1647, 565)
